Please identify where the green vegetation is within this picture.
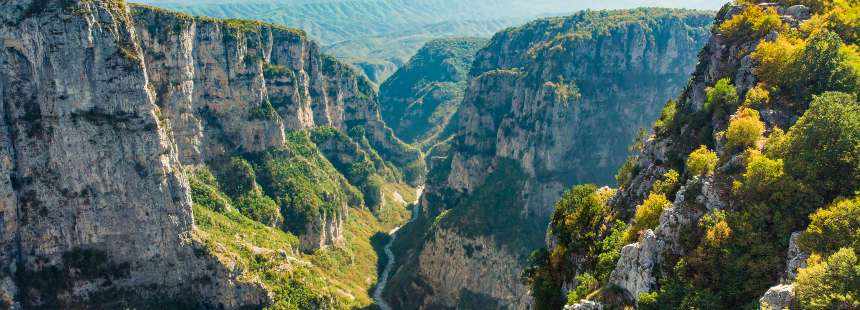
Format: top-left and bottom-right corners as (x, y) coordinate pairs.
(718, 5), (782, 42)
(529, 2), (860, 308)
(524, 185), (624, 310)
(379, 38), (487, 147)
(795, 248), (860, 310)
(794, 196), (860, 309)
(686, 146), (718, 176)
(781, 92), (860, 198)
(189, 146), (416, 308)
(724, 107), (765, 153)
(625, 193), (672, 243)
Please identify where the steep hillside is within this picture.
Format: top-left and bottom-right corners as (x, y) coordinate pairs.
(0, 0), (421, 308)
(383, 8), (713, 309)
(527, 1), (860, 309)
(379, 38), (487, 148)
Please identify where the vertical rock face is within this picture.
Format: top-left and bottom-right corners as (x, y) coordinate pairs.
(0, 0), (268, 308)
(386, 9), (712, 309)
(0, 0), (421, 307)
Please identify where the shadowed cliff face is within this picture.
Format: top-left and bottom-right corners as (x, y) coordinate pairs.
(0, 0), (421, 308)
(385, 8), (712, 309)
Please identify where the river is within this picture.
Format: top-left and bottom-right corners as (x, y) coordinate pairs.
(372, 186), (424, 310)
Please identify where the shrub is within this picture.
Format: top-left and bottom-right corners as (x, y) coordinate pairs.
(567, 273), (599, 304)
(752, 35), (805, 90)
(743, 84), (770, 108)
(235, 191), (284, 227)
(652, 169), (680, 197)
(615, 156), (638, 187)
(550, 184), (607, 257)
(626, 193), (671, 242)
(784, 92), (860, 198)
(795, 248), (860, 310)
(800, 197), (860, 255)
(719, 5), (782, 42)
(687, 146), (718, 176)
(654, 100), (678, 137)
(216, 157), (258, 199)
(736, 150), (785, 193)
(704, 78), (739, 111)
(725, 108), (765, 153)
(595, 220), (627, 282)
(188, 168), (231, 212)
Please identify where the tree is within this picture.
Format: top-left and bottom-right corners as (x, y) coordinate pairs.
(784, 92), (860, 198)
(800, 197), (860, 255)
(790, 30), (860, 102)
(725, 108), (765, 153)
(626, 193), (672, 242)
(795, 248), (860, 310)
(687, 146), (718, 176)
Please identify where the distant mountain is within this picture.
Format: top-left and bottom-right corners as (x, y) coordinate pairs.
(131, 0), (725, 83)
(379, 37), (487, 149)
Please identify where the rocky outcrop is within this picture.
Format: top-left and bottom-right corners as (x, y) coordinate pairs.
(386, 9), (712, 309)
(565, 300), (604, 310)
(760, 284), (795, 310)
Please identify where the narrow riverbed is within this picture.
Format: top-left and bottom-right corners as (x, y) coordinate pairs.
(372, 186), (424, 310)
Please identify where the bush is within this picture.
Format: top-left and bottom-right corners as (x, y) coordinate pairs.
(189, 168), (232, 212)
(704, 78), (739, 111)
(735, 150), (785, 193)
(615, 156), (638, 187)
(752, 35), (805, 90)
(783, 92), (860, 198)
(626, 193), (671, 242)
(595, 221), (627, 282)
(550, 184), (608, 257)
(724, 108), (765, 153)
(800, 197), (860, 255)
(654, 100), (678, 137)
(567, 273), (599, 304)
(719, 5), (782, 42)
(235, 191), (284, 227)
(789, 30), (860, 102)
(216, 157), (258, 199)
(652, 169), (680, 197)
(743, 84), (770, 108)
(795, 248), (860, 310)
(687, 146), (718, 176)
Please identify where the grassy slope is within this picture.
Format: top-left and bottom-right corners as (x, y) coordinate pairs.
(193, 181), (415, 308)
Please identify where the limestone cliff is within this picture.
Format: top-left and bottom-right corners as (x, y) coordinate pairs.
(0, 0), (422, 308)
(385, 9), (712, 309)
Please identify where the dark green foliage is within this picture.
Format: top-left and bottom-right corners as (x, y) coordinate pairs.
(795, 248), (860, 310)
(235, 191), (284, 227)
(521, 249), (564, 310)
(789, 31), (860, 103)
(782, 92), (860, 199)
(800, 196), (860, 257)
(439, 159), (539, 253)
(213, 157), (257, 199)
(524, 185), (624, 309)
(549, 185), (609, 259)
